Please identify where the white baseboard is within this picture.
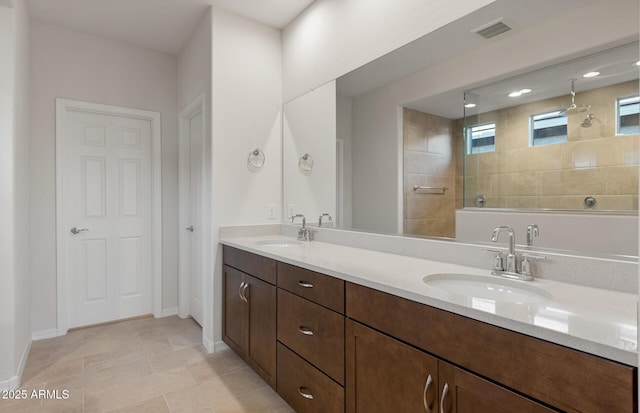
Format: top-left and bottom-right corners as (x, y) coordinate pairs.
(203, 335), (215, 353)
(0, 338), (32, 391)
(32, 329), (59, 341)
(160, 307), (178, 317)
(213, 340), (230, 353)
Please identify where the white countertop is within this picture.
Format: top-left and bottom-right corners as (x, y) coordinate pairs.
(220, 235), (638, 367)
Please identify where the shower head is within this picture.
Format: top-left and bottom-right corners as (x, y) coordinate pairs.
(581, 114), (595, 128)
(561, 79), (591, 115)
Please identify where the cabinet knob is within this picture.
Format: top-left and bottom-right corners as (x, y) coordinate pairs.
(297, 386), (314, 400)
(298, 326), (315, 336)
(298, 281), (314, 288)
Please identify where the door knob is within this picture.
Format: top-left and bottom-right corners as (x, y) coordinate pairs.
(186, 225), (194, 232)
(70, 227), (89, 234)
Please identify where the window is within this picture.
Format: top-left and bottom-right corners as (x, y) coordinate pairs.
(617, 95), (639, 135)
(530, 111), (567, 146)
(466, 122), (495, 154)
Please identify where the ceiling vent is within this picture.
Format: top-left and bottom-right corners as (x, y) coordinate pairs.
(472, 18), (512, 39)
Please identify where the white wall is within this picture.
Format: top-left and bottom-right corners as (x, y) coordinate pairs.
(0, 0), (31, 390)
(12, 0), (30, 388)
(209, 7), (282, 347)
(336, 95), (353, 228)
(349, 0), (639, 235)
(29, 22), (179, 333)
(282, 0), (496, 101)
(283, 81), (336, 225)
(0, 3), (17, 389)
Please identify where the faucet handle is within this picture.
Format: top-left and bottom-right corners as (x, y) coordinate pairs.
(484, 248), (504, 272)
(521, 253), (546, 280)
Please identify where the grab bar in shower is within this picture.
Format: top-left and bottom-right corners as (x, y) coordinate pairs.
(413, 185), (448, 194)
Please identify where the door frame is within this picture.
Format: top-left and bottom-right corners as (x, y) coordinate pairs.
(55, 98), (163, 336)
(178, 93), (206, 319)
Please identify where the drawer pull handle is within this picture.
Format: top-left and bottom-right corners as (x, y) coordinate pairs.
(423, 374), (433, 413)
(440, 383), (449, 413)
(298, 326), (315, 336)
(298, 281), (314, 288)
(242, 283), (249, 301)
(298, 386), (314, 400)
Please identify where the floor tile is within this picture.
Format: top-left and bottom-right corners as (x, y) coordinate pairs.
(16, 316), (293, 413)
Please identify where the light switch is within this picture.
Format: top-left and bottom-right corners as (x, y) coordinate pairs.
(287, 203), (296, 219)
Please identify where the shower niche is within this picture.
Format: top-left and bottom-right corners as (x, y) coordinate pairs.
(462, 42), (639, 211)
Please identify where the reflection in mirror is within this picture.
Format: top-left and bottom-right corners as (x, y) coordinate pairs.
(325, 0), (638, 258)
(283, 81), (337, 225)
(463, 43), (639, 211)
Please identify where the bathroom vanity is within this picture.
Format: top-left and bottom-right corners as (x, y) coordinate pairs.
(221, 236), (637, 413)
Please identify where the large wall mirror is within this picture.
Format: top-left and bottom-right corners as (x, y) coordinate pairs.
(285, 0), (639, 258)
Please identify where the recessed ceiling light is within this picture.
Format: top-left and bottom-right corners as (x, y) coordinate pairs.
(464, 103), (477, 108)
(508, 91), (522, 97)
(583, 71), (600, 78)
(519, 88), (532, 94)
(636, 61), (640, 66)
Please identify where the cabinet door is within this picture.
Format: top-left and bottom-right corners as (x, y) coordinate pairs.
(245, 274), (277, 389)
(346, 320), (438, 413)
(223, 265), (246, 358)
(438, 361), (558, 413)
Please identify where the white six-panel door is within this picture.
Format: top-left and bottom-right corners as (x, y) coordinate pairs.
(64, 109), (153, 328)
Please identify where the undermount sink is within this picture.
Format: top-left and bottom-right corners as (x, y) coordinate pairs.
(254, 239), (303, 248)
(423, 273), (552, 304)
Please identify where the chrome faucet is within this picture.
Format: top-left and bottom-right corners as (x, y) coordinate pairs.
(491, 225), (517, 273)
(291, 214), (311, 241)
(526, 224), (539, 247)
(318, 213), (332, 227)
(489, 225), (546, 281)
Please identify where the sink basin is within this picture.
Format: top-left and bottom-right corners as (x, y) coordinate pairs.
(255, 239), (303, 248)
(423, 273), (552, 304)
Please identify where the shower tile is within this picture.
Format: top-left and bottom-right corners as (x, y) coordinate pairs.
(500, 171), (541, 196)
(606, 166), (639, 195)
(541, 168), (606, 196)
(562, 138), (628, 169)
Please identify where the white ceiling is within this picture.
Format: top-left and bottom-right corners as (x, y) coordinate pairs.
(26, 0), (314, 55)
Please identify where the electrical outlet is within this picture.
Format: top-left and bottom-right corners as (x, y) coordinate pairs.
(287, 203), (296, 218)
(267, 204), (277, 220)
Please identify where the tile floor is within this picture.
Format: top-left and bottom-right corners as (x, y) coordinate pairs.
(1, 316), (294, 413)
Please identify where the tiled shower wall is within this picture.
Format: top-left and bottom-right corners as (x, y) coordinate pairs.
(403, 81), (638, 238)
(403, 108), (462, 237)
(464, 80), (639, 210)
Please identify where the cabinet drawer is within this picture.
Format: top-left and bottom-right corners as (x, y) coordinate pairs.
(277, 262), (344, 313)
(223, 246), (276, 284)
(278, 289), (345, 385)
(277, 342), (345, 413)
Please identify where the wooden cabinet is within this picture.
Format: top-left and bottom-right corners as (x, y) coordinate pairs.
(277, 289), (345, 384)
(346, 282), (637, 413)
(221, 246), (637, 413)
(277, 261), (345, 313)
(346, 320), (557, 413)
(277, 343), (344, 413)
(222, 246), (276, 389)
(276, 263), (346, 412)
(346, 319), (438, 413)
